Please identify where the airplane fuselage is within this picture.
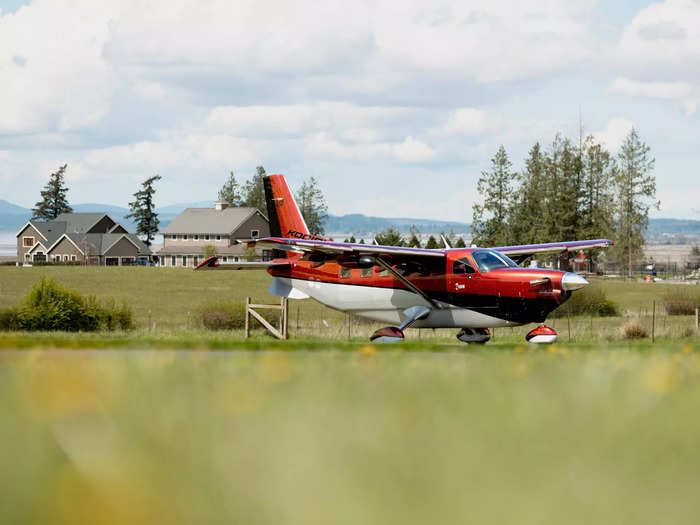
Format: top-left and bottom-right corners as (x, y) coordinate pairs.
(268, 249), (574, 329)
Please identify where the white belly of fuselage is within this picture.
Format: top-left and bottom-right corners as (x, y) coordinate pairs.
(270, 277), (518, 328)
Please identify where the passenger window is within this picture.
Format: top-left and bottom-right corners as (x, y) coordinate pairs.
(453, 258), (476, 275)
(340, 267), (351, 278)
(361, 267), (372, 277)
(376, 267), (389, 276)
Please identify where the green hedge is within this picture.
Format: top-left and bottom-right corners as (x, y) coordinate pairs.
(0, 277), (134, 332)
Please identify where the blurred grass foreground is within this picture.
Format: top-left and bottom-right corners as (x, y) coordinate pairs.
(2, 346), (700, 524)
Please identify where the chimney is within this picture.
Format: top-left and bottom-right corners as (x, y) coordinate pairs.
(215, 200), (230, 211)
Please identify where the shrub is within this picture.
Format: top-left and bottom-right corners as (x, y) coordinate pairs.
(0, 277), (134, 332)
(552, 286), (619, 317)
(663, 290), (699, 316)
(622, 322), (649, 339)
(199, 301), (279, 330)
(0, 309), (19, 330)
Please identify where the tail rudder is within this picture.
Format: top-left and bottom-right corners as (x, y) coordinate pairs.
(264, 174), (314, 239)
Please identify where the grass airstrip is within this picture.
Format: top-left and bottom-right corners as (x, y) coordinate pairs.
(0, 267), (699, 523)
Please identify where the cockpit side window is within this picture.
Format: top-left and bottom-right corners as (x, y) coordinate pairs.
(471, 250), (519, 272)
(452, 258), (476, 275)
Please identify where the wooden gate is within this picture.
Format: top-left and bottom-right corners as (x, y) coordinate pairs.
(245, 297), (289, 340)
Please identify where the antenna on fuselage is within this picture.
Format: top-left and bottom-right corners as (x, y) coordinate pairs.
(440, 234), (452, 249)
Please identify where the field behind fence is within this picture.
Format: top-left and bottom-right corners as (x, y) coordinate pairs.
(0, 267), (698, 344)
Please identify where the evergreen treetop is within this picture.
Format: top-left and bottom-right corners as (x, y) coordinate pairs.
(126, 175), (162, 248)
(32, 164), (73, 220)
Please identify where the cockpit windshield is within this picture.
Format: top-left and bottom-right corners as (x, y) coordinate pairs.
(471, 250), (519, 272)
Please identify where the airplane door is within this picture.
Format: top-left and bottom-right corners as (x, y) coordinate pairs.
(446, 253), (478, 295)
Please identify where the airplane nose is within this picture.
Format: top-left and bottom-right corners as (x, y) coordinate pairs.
(561, 272), (588, 291)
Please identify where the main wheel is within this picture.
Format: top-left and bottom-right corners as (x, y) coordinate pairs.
(456, 328), (491, 344)
(370, 326), (405, 343)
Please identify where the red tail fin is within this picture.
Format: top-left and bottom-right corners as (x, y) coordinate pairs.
(264, 174), (323, 240)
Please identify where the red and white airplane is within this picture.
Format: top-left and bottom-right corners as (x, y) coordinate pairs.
(197, 175), (613, 344)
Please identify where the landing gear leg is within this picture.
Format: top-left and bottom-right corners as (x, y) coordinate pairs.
(456, 328), (491, 344)
(525, 325), (558, 343)
(370, 306), (431, 343)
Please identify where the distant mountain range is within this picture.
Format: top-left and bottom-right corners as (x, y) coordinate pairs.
(1, 199), (698, 240)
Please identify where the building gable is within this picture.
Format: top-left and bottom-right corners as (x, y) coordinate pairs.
(88, 215), (117, 233)
(103, 236), (140, 257)
(47, 236), (84, 258)
(109, 224), (128, 234)
(232, 210), (270, 240)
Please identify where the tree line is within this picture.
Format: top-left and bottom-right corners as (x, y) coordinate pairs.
(471, 128), (658, 276)
(31, 165), (329, 248)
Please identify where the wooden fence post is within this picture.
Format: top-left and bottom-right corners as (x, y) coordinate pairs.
(245, 297), (250, 338)
(696, 308), (699, 332)
(651, 300), (655, 343)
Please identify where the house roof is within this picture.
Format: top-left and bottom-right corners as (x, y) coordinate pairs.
(47, 233), (151, 256)
(160, 207), (265, 235)
(54, 212), (115, 233)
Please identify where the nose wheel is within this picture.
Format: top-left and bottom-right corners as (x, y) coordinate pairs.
(456, 328), (491, 344)
(525, 325), (557, 343)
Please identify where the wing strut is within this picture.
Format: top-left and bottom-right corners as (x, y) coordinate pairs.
(373, 256), (442, 309)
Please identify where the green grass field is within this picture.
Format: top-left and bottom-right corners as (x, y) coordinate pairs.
(0, 266), (698, 345)
(0, 268), (699, 523)
(1, 347), (700, 524)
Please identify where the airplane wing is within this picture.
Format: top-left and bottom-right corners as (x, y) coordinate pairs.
(254, 237), (446, 258)
(194, 256), (291, 271)
(492, 239), (614, 264)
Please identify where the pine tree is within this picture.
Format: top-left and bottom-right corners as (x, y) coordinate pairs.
(580, 136), (615, 241)
(359, 239), (365, 245)
(295, 176), (328, 235)
(242, 166), (267, 212)
(614, 129), (658, 277)
(510, 143), (547, 245)
(455, 237), (467, 248)
(349, 235), (357, 243)
(471, 146), (516, 247)
(375, 227), (404, 246)
(406, 225), (421, 247)
(218, 171), (242, 206)
(32, 164), (73, 220)
(425, 235), (439, 249)
(126, 175), (162, 247)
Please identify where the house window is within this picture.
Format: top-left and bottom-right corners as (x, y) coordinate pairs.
(204, 235), (210, 241)
(340, 267), (351, 278)
(234, 257), (239, 262)
(194, 235), (199, 240)
(71, 255), (76, 262)
(361, 267), (372, 277)
(183, 235), (188, 240)
(181, 255), (187, 266)
(63, 255), (69, 262)
(23, 237), (34, 247)
(222, 256), (228, 262)
(216, 235), (221, 241)
(251, 230), (260, 239)
(171, 256), (176, 266)
(25, 253), (30, 260)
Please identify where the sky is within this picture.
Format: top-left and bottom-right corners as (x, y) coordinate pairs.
(1, 0), (699, 221)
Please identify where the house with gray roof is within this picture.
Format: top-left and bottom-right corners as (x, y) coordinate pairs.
(16, 213), (150, 266)
(156, 200), (270, 267)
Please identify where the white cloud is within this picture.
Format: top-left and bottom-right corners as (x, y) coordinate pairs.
(436, 108), (500, 136)
(616, 0), (700, 71)
(609, 77), (697, 115)
(304, 132), (435, 163)
(592, 117), (635, 152)
(0, 0), (116, 133)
